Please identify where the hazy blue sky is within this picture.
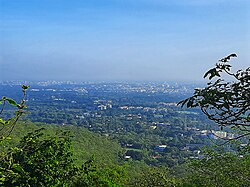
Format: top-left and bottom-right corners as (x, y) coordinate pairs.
(1, 0), (249, 81)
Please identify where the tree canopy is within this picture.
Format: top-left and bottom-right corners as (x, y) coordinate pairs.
(179, 54), (250, 140)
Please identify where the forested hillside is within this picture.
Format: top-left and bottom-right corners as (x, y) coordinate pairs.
(1, 121), (123, 165)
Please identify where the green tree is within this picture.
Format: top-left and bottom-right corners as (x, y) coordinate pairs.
(0, 126), (128, 186)
(0, 128), (78, 186)
(179, 54), (250, 140)
(129, 166), (177, 187)
(180, 149), (250, 187)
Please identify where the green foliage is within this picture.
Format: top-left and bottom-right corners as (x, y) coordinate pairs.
(128, 166), (177, 187)
(0, 85), (30, 141)
(0, 128), (78, 186)
(179, 54), (250, 139)
(0, 127), (127, 186)
(3, 121), (123, 166)
(180, 149), (250, 187)
(72, 161), (128, 187)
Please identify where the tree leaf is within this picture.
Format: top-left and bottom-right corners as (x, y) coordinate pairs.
(12, 164), (24, 173)
(22, 85), (30, 90)
(6, 98), (18, 107)
(204, 68), (218, 80)
(0, 118), (6, 125)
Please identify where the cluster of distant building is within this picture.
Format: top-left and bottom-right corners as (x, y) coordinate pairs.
(202, 130), (235, 140)
(94, 100), (113, 110)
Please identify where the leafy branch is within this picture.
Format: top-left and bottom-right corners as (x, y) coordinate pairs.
(0, 85), (30, 141)
(178, 54), (250, 141)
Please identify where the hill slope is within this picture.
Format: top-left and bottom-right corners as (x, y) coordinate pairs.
(1, 121), (123, 166)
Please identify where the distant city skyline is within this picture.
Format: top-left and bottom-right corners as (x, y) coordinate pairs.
(1, 0), (249, 81)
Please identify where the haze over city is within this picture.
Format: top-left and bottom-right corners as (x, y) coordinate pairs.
(1, 0), (249, 81)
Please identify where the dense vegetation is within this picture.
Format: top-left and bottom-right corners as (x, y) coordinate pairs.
(0, 122), (130, 186)
(2, 121), (250, 186)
